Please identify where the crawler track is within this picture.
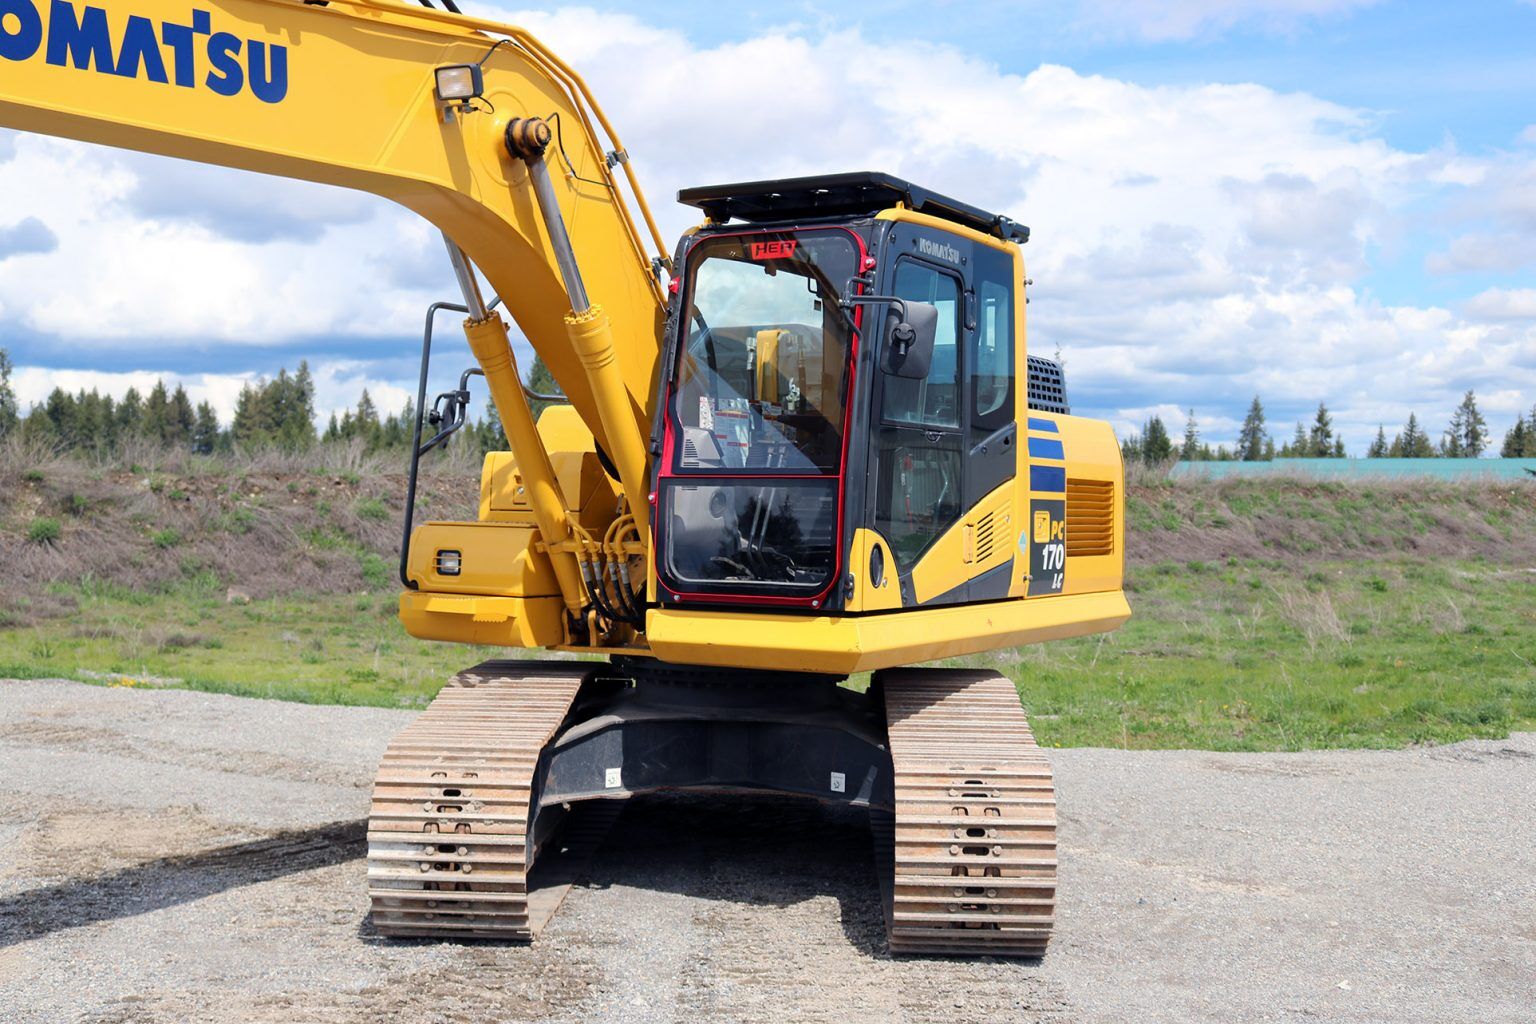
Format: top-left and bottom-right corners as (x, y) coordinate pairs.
(366, 661), (593, 939)
(881, 668), (1057, 957)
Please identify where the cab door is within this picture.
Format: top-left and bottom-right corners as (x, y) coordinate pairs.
(870, 230), (970, 607)
(962, 244), (1020, 601)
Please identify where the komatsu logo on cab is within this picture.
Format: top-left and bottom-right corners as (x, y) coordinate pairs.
(917, 238), (961, 265)
(0, 1), (288, 104)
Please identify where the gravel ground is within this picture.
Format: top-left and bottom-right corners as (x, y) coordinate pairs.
(0, 678), (1532, 1024)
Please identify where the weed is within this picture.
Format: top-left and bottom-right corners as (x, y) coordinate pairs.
(358, 552), (392, 589)
(355, 497), (389, 521)
(27, 517), (62, 545)
(151, 528), (182, 550)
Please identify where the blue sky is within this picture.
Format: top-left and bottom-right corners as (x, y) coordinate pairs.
(2, 0), (1534, 450)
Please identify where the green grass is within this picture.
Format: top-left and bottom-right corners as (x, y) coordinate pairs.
(0, 578), (456, 708)
(964, 557), (1536, 750)
(0, 561), (1531, 750)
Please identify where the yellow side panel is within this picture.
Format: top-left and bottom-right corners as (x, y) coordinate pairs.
(908, 482), (1016, 604)
(407, 522), (559, 598)
(646, 591), (1131, 676)
(1053, 416), (1126, 598)
(399, 591), (565, 648)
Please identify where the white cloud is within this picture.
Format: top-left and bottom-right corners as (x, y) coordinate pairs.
(1464, 288), (1536, 321)
(1074, 0), (1382, 41)
(0, 135), (449, 344)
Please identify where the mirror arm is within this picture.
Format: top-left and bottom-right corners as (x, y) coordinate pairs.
(844, 293), (919, 356)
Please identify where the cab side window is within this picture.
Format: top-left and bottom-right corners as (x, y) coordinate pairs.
(883, 261), (961, 429)
(971, 254), (1014, 434)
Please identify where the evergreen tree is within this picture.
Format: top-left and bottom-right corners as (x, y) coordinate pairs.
(1440, 390), (1488, 458)
(288, 362), (318, 449)
(72, 389), (112, 453)
(351, 388), (381, 448)
(1279, 421), (1308, 458)
(1309, 402), (1336, 457)
(1236, 395), (1269, 461)
(380, 399), (414, 449)
(1333, 437), (1346, 458)
(230, 364), (318, 450)
(19, 404), (57, 445)
(1142, 415), (1173, 464)
(231, 382), (265, 447)
(144, 380), (171, 444)
(1180, 409), (1199, 461)
(0, 348), (17, 438)
(1367, 425), (1388, 458)
(1119, 430), (1142, 466)
(1262, 437), (1276, 460)
(116, 387), (144, 440)
(1502, 416), (1527, 458)
(478, 394), (509, 454)
(167, 385), (195, 447)
(1394, 413), (1435, 458)
(43, 388), (76, 446)
(191, 401), (222, 455)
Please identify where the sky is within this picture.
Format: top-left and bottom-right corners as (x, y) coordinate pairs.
(2, 0), (1535, 451)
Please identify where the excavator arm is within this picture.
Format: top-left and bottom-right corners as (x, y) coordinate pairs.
(0, 0), (666, 474)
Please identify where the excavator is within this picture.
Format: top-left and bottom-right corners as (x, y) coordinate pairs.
(0, 0), (1129, 956)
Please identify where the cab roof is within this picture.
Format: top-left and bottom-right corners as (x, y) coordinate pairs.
(677, 171), (1029, 244)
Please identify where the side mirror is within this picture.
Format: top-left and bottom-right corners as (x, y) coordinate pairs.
(882, 301), (938, 379)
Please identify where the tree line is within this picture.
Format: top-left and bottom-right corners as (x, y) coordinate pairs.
(0, 351), (524, 457)
(2, 348), (1532, 464)
(1121, 390), (1536, 466)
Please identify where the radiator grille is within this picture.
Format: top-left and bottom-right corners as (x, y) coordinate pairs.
(1065, 478), (1114, 557)
(1026, 355), (1070, 415)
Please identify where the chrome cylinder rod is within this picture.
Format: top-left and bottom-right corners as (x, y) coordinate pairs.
(442, 233), (490, 320)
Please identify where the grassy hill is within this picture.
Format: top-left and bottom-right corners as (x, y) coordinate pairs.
(2, 441), (1533, 750)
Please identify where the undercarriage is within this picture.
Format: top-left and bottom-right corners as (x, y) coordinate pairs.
(367, 660), (1057, 956)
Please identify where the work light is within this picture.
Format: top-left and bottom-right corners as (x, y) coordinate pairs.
(435, 549), (462, 576)
(434, 64), (484, 103)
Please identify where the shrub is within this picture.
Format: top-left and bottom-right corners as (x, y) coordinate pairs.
(355, 497), (389, 521)
(27, 517), (61, 544)
(151, 528), (182, 549)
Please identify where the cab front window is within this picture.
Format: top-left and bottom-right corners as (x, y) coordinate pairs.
(671, 232), (856, 474)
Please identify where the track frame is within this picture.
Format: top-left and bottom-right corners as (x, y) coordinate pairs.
(367, 659), (1056, 956)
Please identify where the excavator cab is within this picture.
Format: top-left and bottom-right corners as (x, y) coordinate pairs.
(647, 173), (1127, 671)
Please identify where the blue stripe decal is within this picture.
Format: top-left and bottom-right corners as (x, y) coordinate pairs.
(1028, 437), (1065, 460)
(1031, 465), (1067, 493)
(1027, 417), (1059, 433)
